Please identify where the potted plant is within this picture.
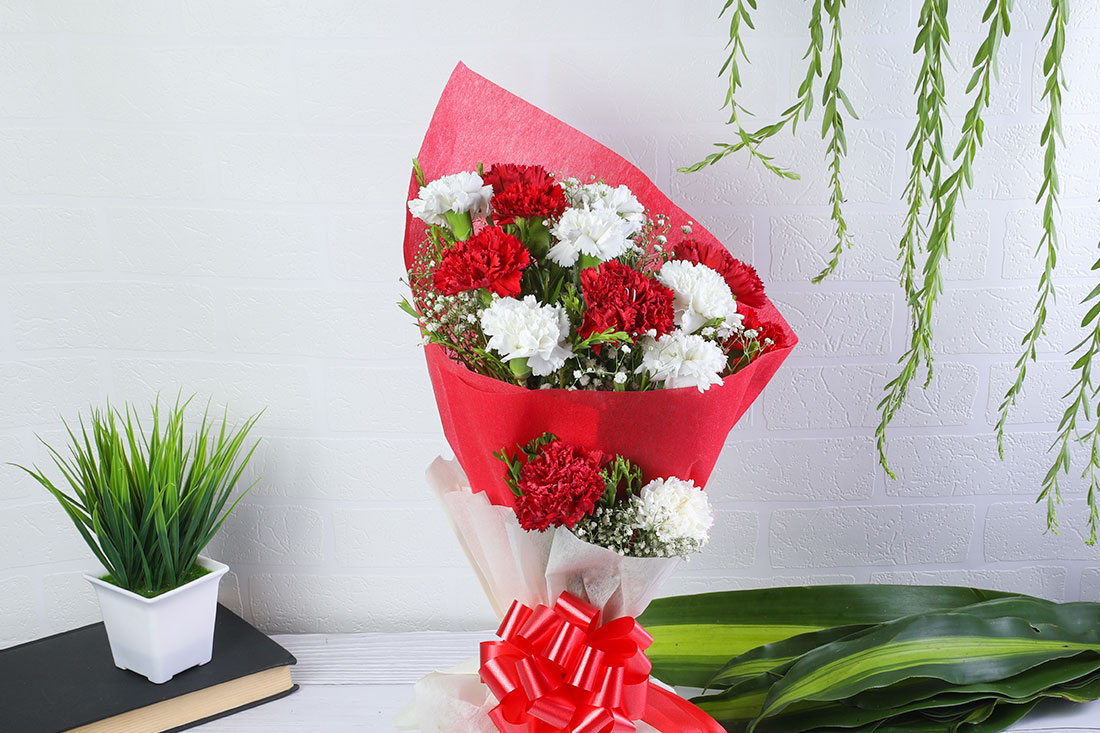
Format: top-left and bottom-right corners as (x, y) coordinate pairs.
(15, 397), (261, 684)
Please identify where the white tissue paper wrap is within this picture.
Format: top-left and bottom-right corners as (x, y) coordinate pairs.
(394, 457), (682, 732)
(429, 457), (681, 621)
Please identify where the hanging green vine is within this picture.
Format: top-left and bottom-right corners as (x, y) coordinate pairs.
(683, 0), (829, 181)
(812, 0), (854, 283)
(682, 0), (854, 280)
(995, 0), (1080, 538)
(1046, 236), (1100, 544)
(689, 0), (1094, 537)
(686, 0), (799, 180)
(877, 0), (1013, 475)
(898, 0), (950, 332)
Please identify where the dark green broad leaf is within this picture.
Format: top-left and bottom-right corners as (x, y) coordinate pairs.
(863, 699), (1038, 733)
(638, 585), (1019, 688)
(696, 649), (1100, 732)
(749, 599), (1100, 730)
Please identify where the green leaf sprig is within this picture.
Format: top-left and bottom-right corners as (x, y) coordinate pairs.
(493, 431), (559, 497)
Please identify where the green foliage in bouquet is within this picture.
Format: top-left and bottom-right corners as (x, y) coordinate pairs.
(688, 1), (1096, 539)
(14, 398), (261, 597)
(638, 585), (1100, 732)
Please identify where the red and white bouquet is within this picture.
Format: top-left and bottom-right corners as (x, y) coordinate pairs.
(403, 163), (787, 395)
(397, 63), (796, 733)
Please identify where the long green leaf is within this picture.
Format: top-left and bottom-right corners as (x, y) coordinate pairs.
(709, 624), (872, 690)
(751, 600), (1100, 730)
(639, 585), (1018, 687)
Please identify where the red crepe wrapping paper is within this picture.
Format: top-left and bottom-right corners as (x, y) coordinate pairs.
(406, 63), (797, 507)
(480, 592), (723, 733)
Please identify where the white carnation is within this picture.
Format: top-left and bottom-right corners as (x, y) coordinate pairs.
(479, 295), (573, 376)
(640, 331), (727, 392)
(633, 477), (713, 547)
(565, 182), (646, 235)
(657, 260), (742, 334)
(548, 207), (633, 266)
(408, 171), (492, 226)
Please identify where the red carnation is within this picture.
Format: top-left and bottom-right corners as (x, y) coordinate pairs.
(433, 226), (531, 297)
(483, 163), (554, 192)
(491, 183), (567, 224)
(578, 262), (675, 342)
(736, 307), (791, 352)
(514, 440), (607, 532)
(674, 238), (767, 309)
(483, 163), (567, 225)
(753, 317), (791, 351)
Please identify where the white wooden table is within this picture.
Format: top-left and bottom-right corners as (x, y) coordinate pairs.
(194, 631), (1100, 732)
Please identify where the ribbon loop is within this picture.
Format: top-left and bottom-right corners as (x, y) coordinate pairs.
(480, 591), (652, 732)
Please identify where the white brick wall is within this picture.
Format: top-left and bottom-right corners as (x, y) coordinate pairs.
(1, 0), (1098, 643)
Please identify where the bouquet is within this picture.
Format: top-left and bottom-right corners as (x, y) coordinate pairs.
(401, 66), (796, 509)
(397, 63), (796, 732)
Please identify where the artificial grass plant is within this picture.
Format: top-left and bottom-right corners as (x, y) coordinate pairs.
(15, 397), (260, 597)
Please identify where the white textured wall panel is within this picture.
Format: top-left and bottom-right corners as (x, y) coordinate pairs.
(1, 0), (1098, 641)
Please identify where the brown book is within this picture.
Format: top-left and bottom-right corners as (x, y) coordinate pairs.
(0, 604), (297, 733)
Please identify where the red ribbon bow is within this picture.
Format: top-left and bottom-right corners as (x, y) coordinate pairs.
(480, 592), (691, 733)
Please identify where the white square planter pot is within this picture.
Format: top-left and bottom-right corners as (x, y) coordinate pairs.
(84, 555), (229, 684)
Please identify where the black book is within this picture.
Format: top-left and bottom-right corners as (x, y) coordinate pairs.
(0, 604), (298, 732)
